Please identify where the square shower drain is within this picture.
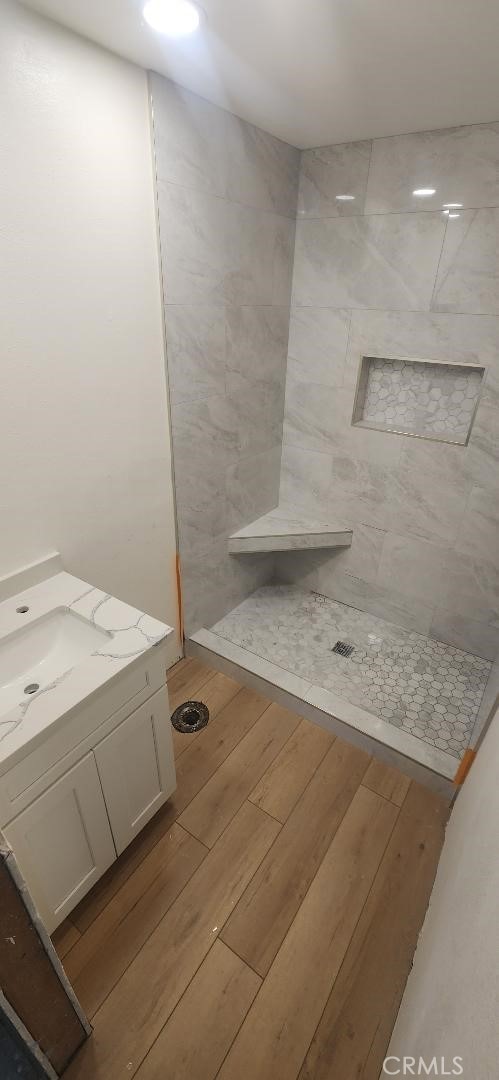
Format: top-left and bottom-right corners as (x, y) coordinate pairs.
(332, 640), (354, 657)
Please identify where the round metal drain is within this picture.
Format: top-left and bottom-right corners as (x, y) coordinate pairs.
(171, 700), (209, 734)
(24, 683), (40, 695)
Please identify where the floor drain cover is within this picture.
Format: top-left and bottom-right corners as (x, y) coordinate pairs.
(24, 682), (40, 695)
(332, 641), (354, 658)
(171, 700), (209, 734)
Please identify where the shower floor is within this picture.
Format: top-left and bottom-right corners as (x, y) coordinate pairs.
(208, 586), (491, 761)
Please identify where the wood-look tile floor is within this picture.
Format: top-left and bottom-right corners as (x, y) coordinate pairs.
(55, 658), (449, 1080)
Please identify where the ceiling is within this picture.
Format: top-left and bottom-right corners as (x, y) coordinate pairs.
(23, 0), (499, 149)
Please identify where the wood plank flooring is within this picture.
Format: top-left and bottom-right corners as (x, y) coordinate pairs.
(55, 657), (449, 1080)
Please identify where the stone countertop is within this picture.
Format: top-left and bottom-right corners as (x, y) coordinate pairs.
(0, 572), (173, 772)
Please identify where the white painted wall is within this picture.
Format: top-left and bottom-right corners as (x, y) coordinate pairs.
(387, 706), (499, 1080)
(0, 0), (180, 660)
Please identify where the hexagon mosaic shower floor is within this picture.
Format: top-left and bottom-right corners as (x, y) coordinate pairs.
(210, 586), (491, 758)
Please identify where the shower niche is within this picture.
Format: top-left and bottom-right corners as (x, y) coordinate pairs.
(352, 355), (485, 445)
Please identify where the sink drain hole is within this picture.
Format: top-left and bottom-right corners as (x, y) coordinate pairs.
(171, 700), (209, 734)
(24, 683), (40, 695)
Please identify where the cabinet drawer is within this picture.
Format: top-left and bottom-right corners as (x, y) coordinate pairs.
(3, 753), (116, 933)
(94, 686), (176, 855)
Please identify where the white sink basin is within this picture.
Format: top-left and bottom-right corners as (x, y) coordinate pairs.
(0, 609), (110, 716)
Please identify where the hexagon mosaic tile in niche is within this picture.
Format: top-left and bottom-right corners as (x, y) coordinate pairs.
(352, 355), (484, 444)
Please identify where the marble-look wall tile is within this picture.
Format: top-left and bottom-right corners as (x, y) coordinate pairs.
(436, 550), (499, 628)
(292, 212), (446, 310)
(150, 73), (227, 197)
(429, 609), (499, 662)
(152, 72), (298, 632)
(456, 485), (499, 565)
(432, 209), (499, 315)
(151, 72), (300, 216)
(283, 382), (352, 453)
(225, 305), (289, 396)
(226, 448), (281, 533)
(298, 140), (372, 218)
(344, 308), (499, 399)
(165, 304), (226, 404)
(376, 532), (448, 605)
(276, 523), (385, 592)
(286, 307), (350, 386)
(279, 444), (331, 516)
(225, 113), (300, 217)
(366, 123), (499, 215)
(315, 571), (434, 636)
(159, 183), (296, 307)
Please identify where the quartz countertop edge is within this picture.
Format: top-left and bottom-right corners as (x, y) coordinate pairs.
(0, 572), (173, 773)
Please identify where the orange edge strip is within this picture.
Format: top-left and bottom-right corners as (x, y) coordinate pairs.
(453, 748), (476, 785)
(175, 552), (184, 644)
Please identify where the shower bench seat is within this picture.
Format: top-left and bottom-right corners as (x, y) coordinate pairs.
(227, 507), (353, 554)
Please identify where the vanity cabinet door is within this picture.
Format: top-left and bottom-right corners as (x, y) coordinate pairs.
(3, 753), (116, 933)
(94, 686), (176, 856)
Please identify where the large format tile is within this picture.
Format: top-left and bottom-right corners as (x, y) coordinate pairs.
(432, 208), (499, 315)
(366, 123), (499, 215)
(225, 113), (300, 217)
(151, 73), (227, 198)
(159, 183), (295, 306)
(292, 212), (446, 310)
(430, 609), (499, 662)
(286, 307), (351, 386)
(165, 305), (226, 404)
(276, 523), (386, 593)
(225, 305), (289, 397)
(225, 448), (281, 534)
(298, 140), (372, 218)
(456, 484), (499, 565)
(344, 308), (499, 402)
(279, 444), (332, 515)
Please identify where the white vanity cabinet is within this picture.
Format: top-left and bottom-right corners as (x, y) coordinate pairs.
(3, 753), (116, 929)
(1, 679), (176, 933)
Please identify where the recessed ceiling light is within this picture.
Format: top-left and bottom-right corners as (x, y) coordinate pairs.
(448, 212), (461, 219)
(143, 0), (200, 36)
(336, 194), (355, 201)
(413, 188), (436, 197)
(442, 203), (463, 209)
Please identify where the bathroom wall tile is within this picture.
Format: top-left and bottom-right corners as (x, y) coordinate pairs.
(318, 571), (433, 635)
(432, 209), (499, 315)
(391, 443), (471, 544)
(279, 444), (332, 516)
(292, 212), (446, 310)
(283, 381), (352, 453)
(150, 73), (227, 197)
(430, 609), (499, 661)
(376, 532), (448, 605)
(327, 455), (395, 531)
(225, 305), (289, 396)
(298, 141), (372, 218)
(225, 203), (295, 306)
(225, 447), (281, 533)
(437, 550), (499, 627)
(466, 401), (499, 490)
(366, 123), (499, 214)
(456, 485), (499, 565)
(158, 182), (230, 305)
(172, 394), (241, 463)
(277, 523), (385, 593)
(286, 307), (350, 386)
(159, 183), (295, 308)
(165, 304), (226, 404)
(472, 657), (499, 742)
(344, 308), (499, 398)
(225, 113), (300, 217)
